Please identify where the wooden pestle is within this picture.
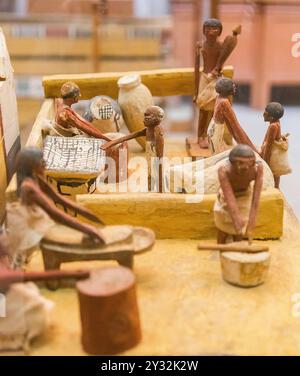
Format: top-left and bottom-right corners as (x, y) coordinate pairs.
(0, 269), (90, 292)
(198, 242), (269, 253)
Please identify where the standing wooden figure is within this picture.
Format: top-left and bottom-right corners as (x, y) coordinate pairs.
(207, 78), (258, 155)
(214, 144), (263, 244)
(193, 19), (241, 149)
(53, 81), (110, 140)
(261, 102), (291, 189)
(101, 106), (165, 192)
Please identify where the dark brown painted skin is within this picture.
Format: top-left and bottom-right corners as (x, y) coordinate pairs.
(55, 85), (110, 141)
(261, 113), (282, 188)
(217, 154), (263, 244)
(101, 106), (164, 192)
(19, 156), (105, 244)
(194, 23), (241, 147)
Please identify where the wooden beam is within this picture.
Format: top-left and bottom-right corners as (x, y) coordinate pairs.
(5, 99), (55, 203)
(77, 188), (283, 239)
(43, 66), (234, 99)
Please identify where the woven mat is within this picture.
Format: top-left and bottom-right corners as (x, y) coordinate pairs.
(43, 136), (106, 178)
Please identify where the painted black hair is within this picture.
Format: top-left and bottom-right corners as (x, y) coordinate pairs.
(16, 147), (44, 195)
(265, 102), (284, 120)
(203, 18), (223, 35)
(229, 144), (255, 163)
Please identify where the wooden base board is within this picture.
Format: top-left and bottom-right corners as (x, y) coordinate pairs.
(77, 188), (284, 240)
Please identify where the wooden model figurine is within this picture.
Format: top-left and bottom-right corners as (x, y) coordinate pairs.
(6, 147), (109, 265)
(54, 81), (110, 140)
(101, 106), (165, 192)
(261, 102), (291, 188)
(208, 78), (258, 155)
(6, 147), (155, 276)
(214, 144), (263, 244)
(193, 18), (241, 148)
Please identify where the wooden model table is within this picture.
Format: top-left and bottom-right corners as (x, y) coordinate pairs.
(43, 136), (106, 195)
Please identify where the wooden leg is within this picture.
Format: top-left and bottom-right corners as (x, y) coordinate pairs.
(217, 230), (228, 244)
(117, 254), (134, 269)
(197, 110), (212, 148)
(274, 176), (280, 189)
(41, 249), (62, 290)
(233, 234), (243, 242)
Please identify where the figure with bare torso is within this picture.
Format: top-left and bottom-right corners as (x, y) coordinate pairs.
(214, 144), (263, 244)
(54, 81), (110, 140)
(101, 106), (165, 192)
(207, 78), (258, 155)
(260, 102), (291, 189)
(193, 19), (241, 148)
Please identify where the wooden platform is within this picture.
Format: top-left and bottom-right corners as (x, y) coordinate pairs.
(22, 203), (300, 356)
(186, 137), (212, 160)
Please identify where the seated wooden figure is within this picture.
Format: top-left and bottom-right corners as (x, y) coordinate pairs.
(53, 81), (110, 140)
(101, 105), (165, 193)
(6, 148), (155, 286)
(260, 102), (291, 189)
(214, 144), (263, 244)
(207, 78), (258, 155)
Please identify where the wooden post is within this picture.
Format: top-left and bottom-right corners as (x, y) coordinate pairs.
(211, 0), (219, 19)
(193, 0), (202, 46)
(91, 1), (100, 73)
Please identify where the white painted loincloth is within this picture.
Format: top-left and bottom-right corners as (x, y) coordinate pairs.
(214, 186), (252, 235)
(6, 201), (55, 266)
(207, 118), (233, 155)
(196, 73), (218, 112)
(0, 282), (53, 352)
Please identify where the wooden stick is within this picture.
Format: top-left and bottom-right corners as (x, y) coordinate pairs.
(0, 270), (90, 292)
(198, 242), (269, 253)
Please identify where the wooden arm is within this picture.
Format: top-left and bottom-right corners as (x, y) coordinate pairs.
(246, 163), (263, 235)
(101, 128), (146, 150)
(218, 167), (244, 234)
(37, 175), (103, 224)
(22, 181), (104, 243)
(215, 25), (241, 72)
(0, 270), (90, 292)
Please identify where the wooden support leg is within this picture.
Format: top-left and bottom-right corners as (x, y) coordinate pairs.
(41, 249), (62, 290)
(117, 254), (134, 269)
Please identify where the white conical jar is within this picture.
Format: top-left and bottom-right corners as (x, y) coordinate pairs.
(117, 74), (154, 150)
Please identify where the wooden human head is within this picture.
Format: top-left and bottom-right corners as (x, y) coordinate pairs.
(216, 77), (236, 98)
(60, 81), (81, 104)
(16, 147), (45, 193)
(144, 106), (165, 128)
(229, 144), (256, 175)
(263, 102), (284, 122)
(203, 18), (223, 39)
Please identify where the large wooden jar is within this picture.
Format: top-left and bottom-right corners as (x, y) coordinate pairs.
(104, 132), (128, 183)
(76, 266), (141, 355)
(117, 74), (153, 150)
